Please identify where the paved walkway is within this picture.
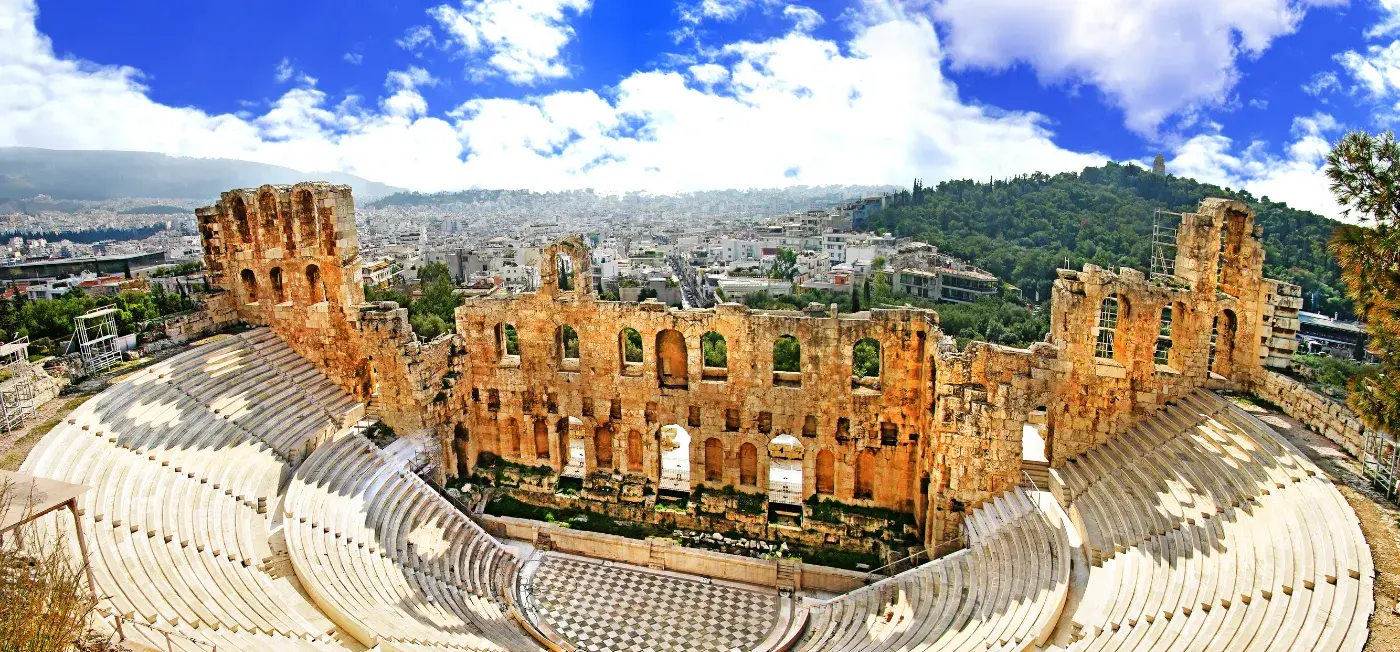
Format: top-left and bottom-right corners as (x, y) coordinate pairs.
(529, 553), (778, 652)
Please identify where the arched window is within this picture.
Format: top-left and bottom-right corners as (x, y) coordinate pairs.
(595, 425), (614, 470)
(816, 449), (835, 494)
(503, 418), (520, 457)
(702, 331), (727, 380)
(231, 196), (251, 242)
(773, 334), (801, 386)
(704, 437), (724, 482)
(1154, 305), (1173, 365)
(269, 267), (285, 304)
(1213, 309), (1238, 377)
(620, 327), (643, 375)
(533, 418), (550, 460)
(496, 324), (520, 362)
(240, 269), (258, 304)
(627, 430), (644, 473)
(803, 415), (817, 438)
(656, 329), (688, 389)
(855, 450), (875, 499)
(852, 337), (880, 389)
(557, 325), (580, 368)
(556, 253), (575, 291)
(295, 190), (317, 247)
(306, 264), (326, 303)
(453, 424), (470, 478)
(259, 191), (278, 244)
(1094, 294), (1119, 360)
(739, 443), (758, 486)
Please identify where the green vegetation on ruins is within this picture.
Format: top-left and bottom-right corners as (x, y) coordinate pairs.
(0, 285), (196, 356)
(364, 261), (463, 340)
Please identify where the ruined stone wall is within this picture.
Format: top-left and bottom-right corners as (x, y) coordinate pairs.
(451, 240), (937, 517)
(1257, 371), (1366, 457)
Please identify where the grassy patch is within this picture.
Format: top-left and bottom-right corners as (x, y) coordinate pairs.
(485, 494), (667, 540)
(805, 495), (917, 526)
(0, 394), (95, 471)
(789, 544), (882, 572)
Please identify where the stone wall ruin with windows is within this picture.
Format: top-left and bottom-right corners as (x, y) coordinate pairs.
(194, 188), (1304, 551)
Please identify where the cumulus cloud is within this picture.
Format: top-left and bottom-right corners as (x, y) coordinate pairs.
(1167, 113), (1346, 220)
(783, 5), (824, 31)
(414, 0), (590, 84)
(343, 52), (363, 65)
(933, 0), (1345, 135)
(680, 0), (756, 24)
(1302, 71), (1339, 97)
(0, 0), (1117, 194)
(1338, 40), (1400, 97)
(274, 58), (294, 83)
(1369, 0), (1400, 38)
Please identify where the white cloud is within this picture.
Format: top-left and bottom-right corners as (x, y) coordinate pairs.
(397, 25), (436, 52)
(1338, 40), (1400, 97)
(274, 57), (294, 83)
(419, 0), (590, 84)
(343, 52), (363, 65)
(1302, 70), (1340, 96)
(783, 5), (824, 31)
(1167, 113), (1346, 220)
(0, 0), (1112, 195)
(681, 0), (756, 24)
(1369, 0), (1400, 38)
(933, 0), (1345, 135)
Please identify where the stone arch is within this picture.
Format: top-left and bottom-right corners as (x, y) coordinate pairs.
(855, 449), (875, 499)
(815, 449), (835, 494)
(619, 327), (643, 375)
(657, 329), (688, 389)
(557, 325), (580, 368)
(306, 264), (327, 303)
(556, 253), (575, 292)
(268, 267), (286, 304)
(258, 191), (278, 246)
(739, 443), (758, 486)
(240, 269), (258, 304)
(767, 434), (804, 505)
(231, 195), (251, 243)
(534, 418), (550, 460)
(627, 429), (644, 473)
(704, 437), (723, 482)
(562, 417), (585, 478)
(701, 331), (727, 380)
(773, 334), (801, 386)
(1094, 293), (1119, 360)
(503, 418), (520, 458)
(1213, 309), (1238, 377)
(852, 337), (880, 391)
(659, 424), (691, 493)
(595, 424), (614, 471)
(496, 323), (520, 362)
(294, 189), (317, 247)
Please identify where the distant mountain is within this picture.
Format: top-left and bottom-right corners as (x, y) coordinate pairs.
(0, 147), (405, 201)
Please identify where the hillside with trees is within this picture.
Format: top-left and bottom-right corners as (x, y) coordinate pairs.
(870, 163), (1352, 318)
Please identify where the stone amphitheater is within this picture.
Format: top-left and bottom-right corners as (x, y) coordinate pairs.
(6, 184), (1380, 651)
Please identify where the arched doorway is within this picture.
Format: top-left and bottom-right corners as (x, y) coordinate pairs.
(627, 429), (644, 473)
(739, 443), (758, 486)
(595, 424), (614, 471)
(815, 449), (835, 494)
(767, 434), (804, 506)
(704, 437), (723, 482)
(855, 449), (875, 499)
(454, 423), (470, 478)
(533, 418), (550, 460)
(657, 329), (688, 389)
(561, 417), (585, 478)
(1213, 309), (1238, 378)
(658, 424), (691, 495)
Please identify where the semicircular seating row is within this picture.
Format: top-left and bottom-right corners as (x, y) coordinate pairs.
(1044, 390), (1374, 652)
(794, 486), (1073, 652)
(20, 329), (366, 650)
(284, 432), (546, 652)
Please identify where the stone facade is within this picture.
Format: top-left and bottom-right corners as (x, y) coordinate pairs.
(1256, 370), (1366, 457)
(194, 188), (1304, 548)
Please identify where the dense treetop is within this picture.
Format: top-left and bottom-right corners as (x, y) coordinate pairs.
(868, 162), (1352, 318)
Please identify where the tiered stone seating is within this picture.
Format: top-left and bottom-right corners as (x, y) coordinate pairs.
(1049, 390), (1374, 651)
(794, 486), (1072, 651)
(20, 330), (364, 650)
(284, 433), (546, 652)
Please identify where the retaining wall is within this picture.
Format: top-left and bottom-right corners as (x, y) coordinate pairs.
(1255, 371), (1366, 457)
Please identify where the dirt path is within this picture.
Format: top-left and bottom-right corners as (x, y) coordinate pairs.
(0, 392), (97, 471)
(1234, 399), (1400, 651)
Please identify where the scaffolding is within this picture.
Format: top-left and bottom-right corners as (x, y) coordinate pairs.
(0, 337), (36, 433)
(75, 308), (122, 376)
(1363, 427), (1400, 503)
(1150, 210), (1182, 281)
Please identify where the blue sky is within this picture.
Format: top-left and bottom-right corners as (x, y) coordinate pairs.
(6, 0), (1400, 219)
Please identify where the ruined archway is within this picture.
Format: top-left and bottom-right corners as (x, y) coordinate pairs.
(454, 423), (470, 478)
(595, 424), (614, 471)
(259, 191), (278, 246)
(620, 327), (643, 375)
(773, 334), (801, 387)
(815, 449), (835, 495)
(231, 195), (251, 243)
(240, 269), (258, 305)
(496, 324), (520, 363)
(855, 449), (875, 499)
(295, 189), (317, 248)
(269, 267), (285, 304)
(658, 424), (691, 494)
(767, 434), (804, 505)
(1213, 309), (1238, 377)
(306, 264), (326, 303)
(557, 325), (580, 370)
(561, 417), (585, 478)
(556, 253), (575, 292)
(534, 418), (551, 460)
(739, 443), (758, 486)
(852, 337), (880, 390)
(701, 331), (727, 380)
(704, 437), (723, 482)
(657, 329), (688, 389)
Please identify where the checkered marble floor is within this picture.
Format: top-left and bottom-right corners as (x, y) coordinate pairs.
(530, 554), (778, 652)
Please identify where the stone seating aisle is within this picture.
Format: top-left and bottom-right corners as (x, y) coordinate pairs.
(1047, 390), (1374, 652)
(284, 433), (547, 652)
(793, 486), (1072, 652)
(19, 331), (365, 650)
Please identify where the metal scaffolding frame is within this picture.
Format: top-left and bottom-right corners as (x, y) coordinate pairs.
(75, 307), (122, 376)
(0, 337), (36, 433)
(1363, 427), (1400, 503)
(1150, 209), (1182, 281)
